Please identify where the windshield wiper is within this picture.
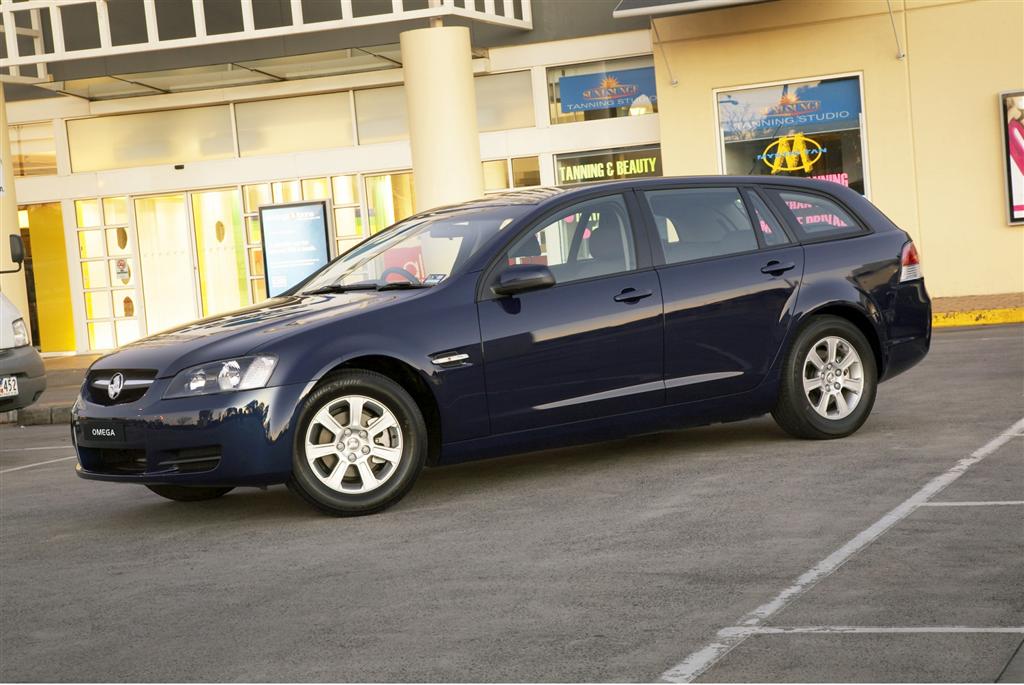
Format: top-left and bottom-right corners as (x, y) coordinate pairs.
(376, 282), (430, 291)
(302, 282), (377, 295)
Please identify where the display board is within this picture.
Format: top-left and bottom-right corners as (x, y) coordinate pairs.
(258, 201), (331, 297)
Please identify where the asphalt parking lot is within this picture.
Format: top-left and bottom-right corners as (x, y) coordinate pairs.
(1, 324), (1021, 683)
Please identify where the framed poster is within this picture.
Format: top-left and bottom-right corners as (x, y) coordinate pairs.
(1001, 91), (1024, 225)
(258, 201), (331, 297)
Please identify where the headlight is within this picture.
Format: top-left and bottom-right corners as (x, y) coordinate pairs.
(12, 318), (30, 347)
(163, 355), (277, 398)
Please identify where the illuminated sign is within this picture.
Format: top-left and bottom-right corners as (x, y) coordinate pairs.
(559, 67), (657, 113)
(259, 201), (331, 297)
(555, 146), (662, 185)
(759, 134), (826, 174)
(718, 77), (861, 143)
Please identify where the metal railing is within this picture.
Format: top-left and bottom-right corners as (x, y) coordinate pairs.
(1, 0), (533, 81)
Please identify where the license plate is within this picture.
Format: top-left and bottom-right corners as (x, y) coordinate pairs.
(79, 420), (125, 442)
(0, 376), (17, 399)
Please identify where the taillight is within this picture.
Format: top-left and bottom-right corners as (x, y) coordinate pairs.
(900, 241), (922, 283)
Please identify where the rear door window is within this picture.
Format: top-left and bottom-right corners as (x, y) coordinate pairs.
(643, 187), (759, 265)
(772, 190), (865, 240)
(745, 190), (791, 247)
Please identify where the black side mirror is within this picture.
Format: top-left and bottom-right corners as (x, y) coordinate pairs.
(492, 264), (556, 297)
(1, 235), (24, 274)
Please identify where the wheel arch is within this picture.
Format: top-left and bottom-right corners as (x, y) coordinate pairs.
(795, 303), (886, 376)
(319, 355), (443, 467)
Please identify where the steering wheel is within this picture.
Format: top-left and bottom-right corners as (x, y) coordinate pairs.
(379, 267), (422, 286)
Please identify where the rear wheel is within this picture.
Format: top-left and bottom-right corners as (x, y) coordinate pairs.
(145, 484), (234, 501)
(288, 370), (426, 516)
(772, 315), (877, 439)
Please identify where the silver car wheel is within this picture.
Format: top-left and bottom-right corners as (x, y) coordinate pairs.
(802, 335), (865, 420)
(303, 395), (403, 494)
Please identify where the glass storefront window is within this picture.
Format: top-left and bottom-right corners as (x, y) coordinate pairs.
(191, 189), (250, 317)
(512, 157), (541, 188)
(75, 199), (102, 228)
(244, 184), (272, 213)
(301, 177), (331, 201)
(365, 172), (415, 234)
(235, 92), (354, 157)
(246, 216), (262, 244)
(716, 76), (866, 194)
(483, 160), (510, 192)
(334, 206), (363, 238)
(102, 197), (129, 225)
(547, 56), (657, 125)
(554, 145), (662, 186)
(78, 230), (105, 259)
(355, 86), (409, 144)
(67, 105), (235, 173)
(476, 71), (535, 132)
(77, 195), (143, 350)
(272, 180), (301, 204)
(332, 176), (358, 205)
(9, 122), (57, 177)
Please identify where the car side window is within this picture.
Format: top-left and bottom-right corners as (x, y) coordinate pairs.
(746, 191), (791, 247)
(505, 195), (636, 284)
(643, 187), (759, 264)
(774, 190), (864, 239)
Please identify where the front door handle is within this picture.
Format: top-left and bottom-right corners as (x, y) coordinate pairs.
(760, 260), (797, 276)
(613, 288), (654, 303)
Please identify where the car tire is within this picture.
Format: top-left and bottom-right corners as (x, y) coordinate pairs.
(287, 370), (426, 516)
(772, 315), (878, 440)
(145, 484), (234, 501)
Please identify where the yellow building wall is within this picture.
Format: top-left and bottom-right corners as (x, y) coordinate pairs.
(652, 0), (1024, 298)
(24, 203), (76, 352)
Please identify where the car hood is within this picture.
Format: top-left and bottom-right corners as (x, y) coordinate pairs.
(91, 290), (407, 378)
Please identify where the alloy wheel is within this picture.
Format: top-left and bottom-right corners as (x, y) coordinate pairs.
(802, 335), (865, 420)
(303, 395), (404, 494)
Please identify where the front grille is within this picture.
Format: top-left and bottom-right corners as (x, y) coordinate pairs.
(79, 447), (148, 474)
(156, 447), (221, 474)
(85, 369), (158, 406)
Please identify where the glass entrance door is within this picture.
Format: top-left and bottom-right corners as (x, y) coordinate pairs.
(191, 189), (250, 317)
(134, 194), (200, 335)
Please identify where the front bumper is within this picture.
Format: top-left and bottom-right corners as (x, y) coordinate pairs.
(0, 345), (47, 411)
(72, 378), (310, 487)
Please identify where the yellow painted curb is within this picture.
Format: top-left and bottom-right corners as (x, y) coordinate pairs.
(932, 307), (1024, 328)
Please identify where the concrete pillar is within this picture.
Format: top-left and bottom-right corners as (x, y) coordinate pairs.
(0, 84), (31, 318)
(399, 26), (483, 212)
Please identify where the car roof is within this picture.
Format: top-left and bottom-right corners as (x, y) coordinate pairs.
(415, 175), (861, 218)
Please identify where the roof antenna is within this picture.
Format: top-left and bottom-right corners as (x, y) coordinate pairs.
(651, 19), (679, 87)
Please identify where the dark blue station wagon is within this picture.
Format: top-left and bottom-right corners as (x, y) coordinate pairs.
(73, 177), (931, 515)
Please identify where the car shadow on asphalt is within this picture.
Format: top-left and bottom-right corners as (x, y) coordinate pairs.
(88, 418), (789, 526)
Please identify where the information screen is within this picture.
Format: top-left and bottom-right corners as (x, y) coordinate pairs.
(258, 201), (331, 297)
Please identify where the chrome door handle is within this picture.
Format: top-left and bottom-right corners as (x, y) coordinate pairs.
(613, 288), (654, 303)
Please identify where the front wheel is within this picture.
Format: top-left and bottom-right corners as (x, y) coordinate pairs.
(772, 315), (878, 439)
(145, 484), (234, 501)
(288, 371), (426, 516)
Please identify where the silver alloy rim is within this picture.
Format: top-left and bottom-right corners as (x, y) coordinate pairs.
(802, 335), (865, 420)
(303, 395), (403, 494)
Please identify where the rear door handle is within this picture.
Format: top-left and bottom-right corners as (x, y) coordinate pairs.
(614, 288), (654, 303)
(760, 260), (796, 276)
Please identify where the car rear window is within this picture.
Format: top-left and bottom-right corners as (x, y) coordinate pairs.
(772, 190), (865, 240)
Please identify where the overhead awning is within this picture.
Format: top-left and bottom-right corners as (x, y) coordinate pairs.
(612, 0), (771, 19)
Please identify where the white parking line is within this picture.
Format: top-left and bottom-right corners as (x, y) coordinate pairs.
(719, 626), (1024, 636)
(0, 445), (73, 453)
(0, 455), (77, 474)
(920, 501), (1024, 507)
(660, 416), (1024, 683)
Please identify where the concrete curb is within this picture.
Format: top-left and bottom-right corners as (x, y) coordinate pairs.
(932, 307), (1024, 328)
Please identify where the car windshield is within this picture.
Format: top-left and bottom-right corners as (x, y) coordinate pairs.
(299, 205), (529, 293)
